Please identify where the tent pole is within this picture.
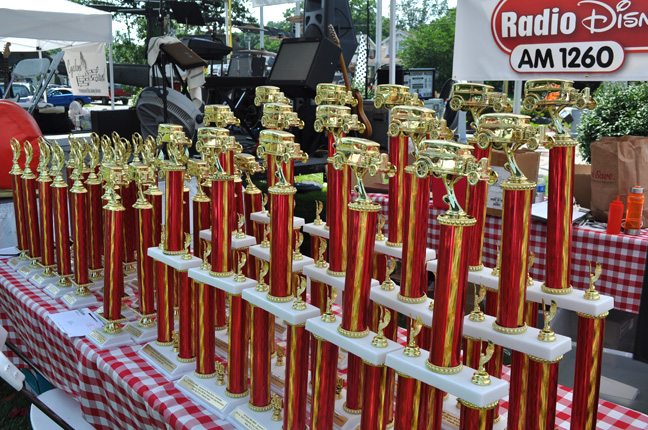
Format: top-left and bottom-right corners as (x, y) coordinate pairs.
(109, 42), (115, 110)
(260, 7), (265, 49)
(389, 0), (396, 84)
(376, 0), (382, 76)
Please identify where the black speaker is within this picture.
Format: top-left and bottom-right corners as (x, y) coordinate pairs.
(267, 37), (341, 98)
(91, 109), (141, 138)
(303, 0), (357, 66)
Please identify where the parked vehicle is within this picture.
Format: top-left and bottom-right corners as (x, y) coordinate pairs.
(0, 82), (36, 101)
(26, 88), (91, 107)
(90, 83), (133, 105)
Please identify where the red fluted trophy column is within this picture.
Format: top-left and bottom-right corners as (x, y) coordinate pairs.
(465, 144), (492, 271)
(21, 142), (41, 269)
(86, 165), (104, 282)
(8, 140), (29, 264)
(35, 140), (56, 280)
(325, 132), (350, 276)
(133, 184), (156, 329)
(49, 146), (73, 288)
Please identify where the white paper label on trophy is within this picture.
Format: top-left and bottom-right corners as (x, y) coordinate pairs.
(32, 274), (43, 283)
(486, 166), (509, 211)
(232, 409), (265, 430)
(88, 329), (108, 344)
(45, 285), (59, 295)
(8, 258), (19, 266)
(18, 266), (30, 275)
(62, 293), (77, 305)
(179, 377), (227, 410)
(141, 344), (177, 373)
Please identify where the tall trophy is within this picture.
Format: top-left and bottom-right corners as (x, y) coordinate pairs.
(7, 139), (29, 270)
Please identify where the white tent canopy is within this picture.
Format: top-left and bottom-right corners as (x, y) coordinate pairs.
(0, 0), (112, 51)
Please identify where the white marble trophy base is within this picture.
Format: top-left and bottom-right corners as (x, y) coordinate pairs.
(138, 342), (195, 380)
(85, 327), (134, 349)
(87, 279), (104, 292)
(17, 264), (44, 279)
(274, 317), (287, 341)
(303, 222), (329, 239)
(123, 322), (158, 344)
(7, 257), (30, 270)
(370, 284), (434, 326)
(303, 264), (380, 294)
(249, 245), (315, 272)
(375, 239), (436, 262)
(428, 261), (500, 291)
(250, 211), (305, 228)
(462, 314), (571, 361)
(199, 230), (257, 250)
(61, 291), (99, 309)
(526, 283), (614, 315)
(147, 247), (202, 272)
(385, 348), (508, 408)
(214, 328), (229, 360)
(176, 374), (248, 418)
(227, 403), (283, 430)
(269, 361), (285, 395)
(29, 271), (58, 288)
(43, 282), (75, 299)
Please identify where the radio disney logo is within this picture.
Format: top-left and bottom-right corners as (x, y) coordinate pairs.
(492, 0), (648, 53)
(593, 170), (614, 181)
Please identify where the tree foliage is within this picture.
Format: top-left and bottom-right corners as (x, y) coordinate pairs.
(396, 0), (448, 31)
(399, 7), (455, 90)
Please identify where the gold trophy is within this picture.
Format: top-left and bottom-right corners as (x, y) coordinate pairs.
(374, 84), (422, 109)
(491, 243), (501, 277)
(403, 315), (423, 357)
(315, 240), (328, 268)
(538, 299), (558, 342)
(469, 284), (486, 322)
(471, 340), (495, 386)
(381, 258), (396, 291)
(371, 306), (391, 348)
(233, 253), (247, 282)
(375, 215), (386, 241)
(292, 277), (307, 310)
(313, 201), (324, 226)
(584, 262), (602, 300)
(321, 287), (337, 323)
(293, 232), (304, 260)
(256, 261), (269, 291)
(204, 104), (241, 128)
(448, 82), (512, 128)
(527, 252), (536, 286)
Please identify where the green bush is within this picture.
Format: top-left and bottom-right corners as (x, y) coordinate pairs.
(577, 82), (648, 163)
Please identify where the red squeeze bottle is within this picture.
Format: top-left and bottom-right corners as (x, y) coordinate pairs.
(625, 186), (645, 235)
(607, 195), (624, 235)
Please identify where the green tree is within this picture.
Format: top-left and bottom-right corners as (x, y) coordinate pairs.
(396, 0), (448, 31)
(399, 7), (455, 90)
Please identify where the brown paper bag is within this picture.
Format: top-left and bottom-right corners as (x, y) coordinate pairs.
(590, 136), (648, 224)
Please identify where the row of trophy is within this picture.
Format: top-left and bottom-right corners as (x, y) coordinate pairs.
(4, 78), (612, 430)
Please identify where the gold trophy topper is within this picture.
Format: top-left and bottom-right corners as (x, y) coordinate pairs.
(271, 393), (283, 422)
(375, 215), (386, 241)
(471, 340), (495, 386)
(159, 230), (166, 250)
(448, 82), (512, 129)
(236, 214), (246, 239)
(293, 276), (307, 310)
(293, 232), (304, 260)
(414, 140), (497, 217)
(584, 262), (602, 301)
(527, 251), (536, 286)
(330, 137), (396, 205)
(256, 261), (269, 291)
(313, 200), (324, 226)
(316, 239), (328, 268)
(215, 362), (226, 385)
(322, 287), (337, 323)
(181, 233), (192, 260)
(538, 299), (558, 342)
(275, 345), (285, 366)
(233, 253), (247, 282)
(9, 138), (22, 175)
(261, 224), (270, 248)
(403, 315), (423, 357)
(381, 258), (396, 291)
(262, 193), (268, 214)
(469, 284), (486, 322)
(201, 240), (212, 271)
(371, 306), (391, 348)
(36, 137), (52, 179)
(491, 243), (501, 277)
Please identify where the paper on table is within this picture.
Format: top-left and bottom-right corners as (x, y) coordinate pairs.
(531, 201), (589, 223)
(48, 309), (104, 337)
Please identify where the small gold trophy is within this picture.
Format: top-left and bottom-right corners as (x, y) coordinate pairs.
(314, 200), (324, 225)
(527, 251), (536, 286)
(375, 215), (386, 241)
(233, 253), (247, 282)
(403, 315), (423, 357)
(469, 284), (486, 322)
(271, 394), (283, 421)
(235, 214), (246, 239)
(200, 240), (212, 271)
(293, 232), (304, 260)
(181, 233), (192, 260)
(262, 193), (268, 214)
(491, 243), (501, 277)
(321, 287), (337, 323)
(260, 224), (270, 248)
(371, 306), (391, 348)
(215, 362), (226, 385)
(538, 299), (558, 342)
(275, 345), (285, 366)
(293, 277), (307, 310)
(315, 239), (328, 268)
(335, 376), (345, 400)
(584, 262), (602, 301)
(471, 340), (495, 386)
(256, 261), (269, 291)
(381, 258), (396, 291)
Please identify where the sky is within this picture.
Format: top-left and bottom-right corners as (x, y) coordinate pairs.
(250, 0), (458, 26)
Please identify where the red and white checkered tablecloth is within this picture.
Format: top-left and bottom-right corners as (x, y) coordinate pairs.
(368, 193), (648, 314)
(1, 259), (647, 430)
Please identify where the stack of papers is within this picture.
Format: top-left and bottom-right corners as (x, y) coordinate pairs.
(48, 309), (104, 337)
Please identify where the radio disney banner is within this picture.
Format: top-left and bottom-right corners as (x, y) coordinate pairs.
(454, 0), (648, 80)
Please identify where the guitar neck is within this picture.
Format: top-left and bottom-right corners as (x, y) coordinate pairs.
(338, 53), (352, 92)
